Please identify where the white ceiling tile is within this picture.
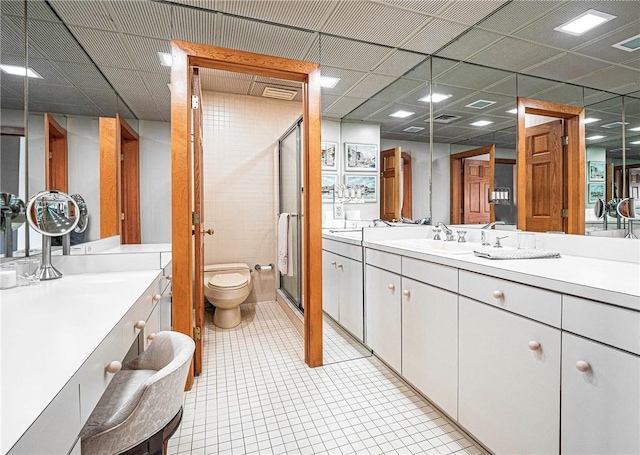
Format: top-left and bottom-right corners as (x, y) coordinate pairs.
(200, 70), (253, 94)
(141, 72), (171, 96)
(344, 74), (398, 99)
(24, 0), (61, 21)
(321, 94), (341, 111)
(523, 54), (611, 83)
(26, 58), (74, 87)
(436, 29), (502, 61)
(373, 50), (427, 77)
(30, 102), (103, 117)
(171, 6), (216, 45)
(1, 98), (25, 110)
(322, 1), (429, 47)
(109, 0), (172, 39)
(469, 37), (563, 72)
(218, 0), (337, 30)
(372, 78), (425, 103)
(101, 67), (146, 92)
(374, 0), (449, 16)
(218, 15), (314, 61)
(26, 19), (92, 64)
(336, 97), (384, 118)
(402, 19), (467, 54)
(440, 0), (507, 25)
(1, 16), (26, 58)
(50, 61), (111, 90)
(572, 66), (640, 93)
(475, 1), (560, 34)
(79, 88), (120, 113)
(69, 27), (136, 69)
(319, 66), (367, 96)
(316, 35), (390, 71)
(123, 35), (171, 73)
(48, 0), (115, 31)
(28, 84), (92, 106)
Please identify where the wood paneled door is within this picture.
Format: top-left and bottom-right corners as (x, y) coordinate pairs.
(99, 114), (140, 243)
(524, 120), (564, 233)
(44, 114), (68, 193)
(380, 147), (401, 221)
(463, 159), (491, 225)
(171, 40), (323, 389)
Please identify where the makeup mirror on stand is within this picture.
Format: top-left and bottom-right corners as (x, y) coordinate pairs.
(617, 198), (639, 239)
(26, 190), (79, 280)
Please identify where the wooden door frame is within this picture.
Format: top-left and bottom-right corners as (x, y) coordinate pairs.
(517, 97), (585, 234)
(450, 144), (495, 225)
(117, 114), (141, 244)
(380, 147), (401, 221)
(170, 40), (323, 389)
(401, 152), (412, 219)
(192, 67), (204, 376)
(44, 113), (68, 193)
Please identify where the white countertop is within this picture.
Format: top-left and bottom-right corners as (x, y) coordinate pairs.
(98, 243), (172, 254)
(365, 240), (640, 311)
(1, 269), (162, 453)
(322, 230), (362, 246)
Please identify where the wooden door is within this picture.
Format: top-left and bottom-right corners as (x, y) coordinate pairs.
(118, 115), (141, 244)
(628, 168), (640, 199)
(379, 147), (401, 221)
(44, 114), (68, 193)
(463, 159), (490, 224)
(524, 120), (563, 232)
(401, 153), (412, 219)
(192, 69), (204, 376)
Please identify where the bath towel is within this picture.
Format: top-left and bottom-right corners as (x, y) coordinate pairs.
(278, 213), (293, 276)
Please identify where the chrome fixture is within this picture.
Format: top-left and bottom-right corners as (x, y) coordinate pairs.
(373, 219), (393, 227)
(432, 227), (442, 240)
(617, 198), (639, 239)
(254, 263), (273, 271)
(0, 193), (26, 258)
(480, 230), (490, 246)
(481, 220), (506, 229)
(457, 230), (467, 243)
(435, 222), (454, 241)
(494, 235), (509, 248)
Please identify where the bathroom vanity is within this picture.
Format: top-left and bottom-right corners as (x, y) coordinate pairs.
(323, 228), (640, 454)
(1, 252), (172, 454)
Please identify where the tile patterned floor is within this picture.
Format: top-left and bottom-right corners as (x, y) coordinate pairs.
(168, 302), (486, 455)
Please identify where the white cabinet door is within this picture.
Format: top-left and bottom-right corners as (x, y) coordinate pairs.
(322, 250), (340, 321)
(561, 333), (640, 454)
(401, 277), (458, 419)
(365, 265), (401, 372)
(338, 256), (364, 341)
(459, 297), (561, 455)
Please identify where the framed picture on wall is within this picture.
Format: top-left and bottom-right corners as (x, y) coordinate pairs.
(345, 174), (377, 202)
(588, 161), (605, 181)
(345, 143), (378, 171)
(321, 142), (338, 170)
(321, 174), (337, 202)
(588, 183), (605, 203)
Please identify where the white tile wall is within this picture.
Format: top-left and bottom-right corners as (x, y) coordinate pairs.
(201, 92), (302, 303)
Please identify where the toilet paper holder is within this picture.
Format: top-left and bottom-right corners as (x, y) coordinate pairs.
(254, 263), (274, 271)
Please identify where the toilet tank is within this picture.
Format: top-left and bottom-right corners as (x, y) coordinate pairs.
(204, 263), (250, 273)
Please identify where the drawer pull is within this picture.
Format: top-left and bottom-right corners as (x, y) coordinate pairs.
(105, 361), (122, 374)
(147, 333), (156, 341)
(337, 264), (343, 269)
(152, 294), (162, 302)
(134, 320), (146, 330)
(528, 341), (541, 351)
(388, 284), (395, 291)
(576, 360), (591, 372)
(402, 290), (411, 297)
(492, 290), (504, 300)
(166, 275), (172, 281)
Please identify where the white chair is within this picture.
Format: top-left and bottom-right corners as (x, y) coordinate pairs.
(80, 331), (195, 455)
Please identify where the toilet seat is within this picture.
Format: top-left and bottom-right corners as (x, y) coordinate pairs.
(207, 273), (248, 291)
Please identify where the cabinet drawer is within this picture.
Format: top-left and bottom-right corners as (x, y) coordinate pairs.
(563, 295), (640, 355)
(122, 275), (162, 349)
(459, 270), (561, 327)
(143, 304), (161, 351)
(365, 248), (401, 274)
(402, 257), (458, 292)
(323, 238), (362, 262)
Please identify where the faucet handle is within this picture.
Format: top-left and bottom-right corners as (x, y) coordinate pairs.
(445, 231), (455, 242)
(432, 228), (442, 240)
(494, 235), (509, 248)
(457, 230), (467, 243)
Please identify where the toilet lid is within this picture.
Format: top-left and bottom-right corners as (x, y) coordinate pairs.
(208, 272), (247, 289)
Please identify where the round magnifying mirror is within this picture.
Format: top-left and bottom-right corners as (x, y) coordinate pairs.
(593, 198), (605, 219)
(617, 198), (639, 220)
(26, 190), (80, 280)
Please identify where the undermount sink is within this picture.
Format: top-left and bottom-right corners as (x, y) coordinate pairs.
(383, 238), (477, 254)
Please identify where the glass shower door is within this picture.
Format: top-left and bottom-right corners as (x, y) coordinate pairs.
(279, 119), (302, 310)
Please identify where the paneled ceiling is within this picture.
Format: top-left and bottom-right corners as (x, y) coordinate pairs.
(1, 0), (639, 150)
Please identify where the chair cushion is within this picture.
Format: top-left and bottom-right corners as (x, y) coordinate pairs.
(80, 369), (156, 440)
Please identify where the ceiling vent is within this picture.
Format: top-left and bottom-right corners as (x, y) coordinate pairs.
(612, 33), (640, 52)
(601, 121), (629, 129)
(262, 86), (297, 100)
(466, 99), (496, 109)
(432, 114), (462, 124)
(403, 126), (424, 133)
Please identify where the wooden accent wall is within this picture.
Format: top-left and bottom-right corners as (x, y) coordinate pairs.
(99, 118), (118, 238)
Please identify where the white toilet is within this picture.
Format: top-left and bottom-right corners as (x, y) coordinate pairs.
(204, 263), (252, 328)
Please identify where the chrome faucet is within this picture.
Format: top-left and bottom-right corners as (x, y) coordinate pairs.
(481, 220), (506, 229)
(373, 219), (393, 227)
(435, 222), (455, 241)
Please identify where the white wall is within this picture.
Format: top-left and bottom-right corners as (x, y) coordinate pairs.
(322, 120), (380, 223)
(138, 120), (171, 243)
(202, 92), (302, 303)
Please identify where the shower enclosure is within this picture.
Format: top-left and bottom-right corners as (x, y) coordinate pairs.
(278, 118), (303, 311)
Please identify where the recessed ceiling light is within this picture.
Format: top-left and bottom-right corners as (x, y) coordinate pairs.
(584, 117), (600, 124)
(390, 110), (414, 118)
(505, 108), (518, 114)
(419, 93), (452, 103)
(554, 9), (616, 36)
(586, 135), (606, 140)
(403, 126), (424, 133)
(612, 33), (640, 52)
(466, 100), (496, 109)
(320, 76), (340, 88)
(157, 51), (172, 67)
(470, 120), (493, 127)
(630, 140), (640, 145)
(601, 121), (629, 129)
(629, 126), (640, 131)
(0, 64), (43, 78)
